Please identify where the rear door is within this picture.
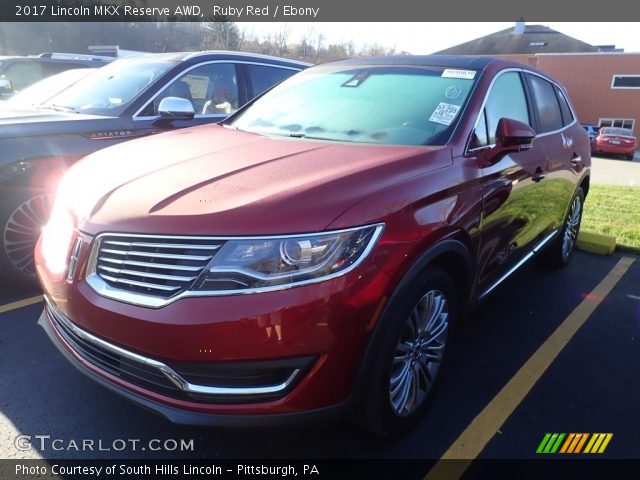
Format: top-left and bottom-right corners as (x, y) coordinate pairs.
(524, 73), (588, 234)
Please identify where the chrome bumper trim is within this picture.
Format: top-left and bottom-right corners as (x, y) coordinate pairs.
(45, 297), (300, 397)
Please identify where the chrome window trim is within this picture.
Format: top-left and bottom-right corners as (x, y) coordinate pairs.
(465, 68), (578, 155)
(45, 296), (300, 397)
(133, 60), (303, 119)
(85, 224), (385, 309)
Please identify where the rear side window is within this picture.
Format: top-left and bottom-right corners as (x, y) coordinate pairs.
(527, 74), (564, 133)
(247, 64), (299, 97)
(554, 86), (574, 126)
(472, 71), (530, 147)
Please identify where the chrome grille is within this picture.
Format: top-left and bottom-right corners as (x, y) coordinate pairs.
(92, 234), (224, 298)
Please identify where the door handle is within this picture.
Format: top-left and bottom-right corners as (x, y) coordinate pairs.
(571, 154), (582, 165)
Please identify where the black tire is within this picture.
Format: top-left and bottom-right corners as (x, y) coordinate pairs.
(0, 173), (54, 288)
(539, 187), (584, 269)
(626, 153), (635, 161)
(355, 266), (458, 438)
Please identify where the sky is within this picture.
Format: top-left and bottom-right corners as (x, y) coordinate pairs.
(238, 22), (640, 54)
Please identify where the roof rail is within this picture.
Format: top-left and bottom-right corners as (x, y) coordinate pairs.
(37, 52), (112, 61)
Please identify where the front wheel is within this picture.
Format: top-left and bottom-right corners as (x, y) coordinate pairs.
(540, 187), (584, 268)
(356, 266), (457, 437)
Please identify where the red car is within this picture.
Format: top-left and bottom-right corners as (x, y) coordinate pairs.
(36, 56), (591, 437)
(591, 127), (637, 160)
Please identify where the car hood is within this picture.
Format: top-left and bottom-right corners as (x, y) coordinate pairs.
(0, 108), (113, 138)
(65, 125), (451, 236)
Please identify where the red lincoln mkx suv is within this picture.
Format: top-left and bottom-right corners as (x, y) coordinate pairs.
(36, 56), (591, 436)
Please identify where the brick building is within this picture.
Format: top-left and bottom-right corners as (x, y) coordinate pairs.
(437, 24), (640, 132)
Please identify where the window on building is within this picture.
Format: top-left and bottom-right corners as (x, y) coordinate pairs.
(611, 75), (640, 89)
(598, 118), (635, 130)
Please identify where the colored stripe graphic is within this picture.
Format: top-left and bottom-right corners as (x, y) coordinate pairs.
(538, 433), (613, 454)
(574, 433), (589, 453)
(537, 433), (566, 454)
(559, 433), (575, 453)
(536, 433), (552, 453)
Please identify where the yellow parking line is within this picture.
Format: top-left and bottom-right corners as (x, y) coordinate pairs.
(0, 295), (44, 314)
(425, 256), (635, 480)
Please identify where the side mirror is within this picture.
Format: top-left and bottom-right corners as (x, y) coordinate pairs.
(157, 96), (195, 120)
(0, 78), (14, 95)
(486, 118), (536, 165)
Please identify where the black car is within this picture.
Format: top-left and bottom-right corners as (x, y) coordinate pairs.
(0, 51), (309, 286)
(0, 53), (110, 99)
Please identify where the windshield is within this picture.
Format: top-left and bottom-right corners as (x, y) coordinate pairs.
(601, 127), (634, 136)
(6, 68), (91, 108)
(229, 64), (477, 146)
(42, 58), (176, 116)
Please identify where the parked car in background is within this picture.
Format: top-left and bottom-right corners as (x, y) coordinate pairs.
(591, 127), (637, 160)
(581, 124), (599, 141)
(0, 51), (309, 287)
(0, 53), (109, 100)
(0, 68), (93, 110)
(37, 56), (590, 437)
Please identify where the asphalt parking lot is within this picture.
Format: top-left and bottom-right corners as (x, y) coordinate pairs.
(1, 250), (638, 470)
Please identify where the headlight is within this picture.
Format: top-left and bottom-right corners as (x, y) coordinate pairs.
(192, 224), (384, 292)
(40, 204), (75, 275)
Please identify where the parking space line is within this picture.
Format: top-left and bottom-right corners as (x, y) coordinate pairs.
(424, 256), (635, 480)
(0, 295), (43, 315)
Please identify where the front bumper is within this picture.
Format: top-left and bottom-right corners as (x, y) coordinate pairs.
(39, 305), (348, 426)
(36, 234), (394, 420)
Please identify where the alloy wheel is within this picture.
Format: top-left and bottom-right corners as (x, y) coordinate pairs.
(561, 195), (582, 259)
(389, 289), (449, 417)
(3, 194), (52, 277)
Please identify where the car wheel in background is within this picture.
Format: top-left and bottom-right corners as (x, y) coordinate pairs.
(0, 175), (54, 288)
(356, 266), (457, 437)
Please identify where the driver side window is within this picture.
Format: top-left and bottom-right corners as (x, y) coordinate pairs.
(472, 72), (531, 148)
(140, 63), (239, 117)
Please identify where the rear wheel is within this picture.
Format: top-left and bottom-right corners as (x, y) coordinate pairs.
(0, 174), (54, 288)
(540, 187), (584, 268)
(626, 153), (635, 160)
(356, 266), (457, 437)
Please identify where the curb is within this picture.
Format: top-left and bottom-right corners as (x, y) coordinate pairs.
(577, 230), (616, 255)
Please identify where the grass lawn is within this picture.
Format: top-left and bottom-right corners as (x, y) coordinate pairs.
(582, 185), (640, 253)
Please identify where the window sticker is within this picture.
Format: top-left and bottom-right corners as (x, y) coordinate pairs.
(442, 69), (476, 80)
(429, 102), (461, 126)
